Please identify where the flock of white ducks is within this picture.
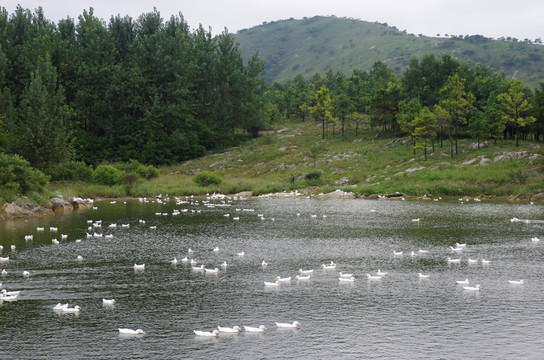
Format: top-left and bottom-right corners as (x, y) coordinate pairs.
(0, 194), (537, 338)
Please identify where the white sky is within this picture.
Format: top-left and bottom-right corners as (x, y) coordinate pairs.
(2, 0), (543, 41)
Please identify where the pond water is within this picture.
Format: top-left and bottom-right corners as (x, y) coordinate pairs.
(0, 196), (543, 359)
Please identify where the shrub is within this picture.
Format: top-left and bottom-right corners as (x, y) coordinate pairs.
(110, 160), (159, 180)
(92, 164), (126, 185)
(305, 171), (322, 181)
(193, 171), (222, 187)
(135, 164), (160, 179)
(305, 171), (323, 186)
(0, 153), (49, 194)
(46, 161), (93, 181)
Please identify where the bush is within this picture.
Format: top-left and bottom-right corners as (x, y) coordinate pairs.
(305, 171), (323, 186)
(110, 160), (159, 180)
(92, 164), (126, 185)
(46, 161), (93, 181)
(193, 171), (222, 187)
(0, 153), (49, 194)
(135, 164), (160, 179)
(305, 171), (322, 181)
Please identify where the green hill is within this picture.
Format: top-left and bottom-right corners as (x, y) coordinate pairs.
(50, 121), (544, 201)
(233, 16), (544, 87)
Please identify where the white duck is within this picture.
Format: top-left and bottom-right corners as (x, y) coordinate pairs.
(170, 258), (178, 265)
(23, 271), (30, 277)
(275, 276), (291, 282)
(264, 280), (280, 286)
(53, 303), (69, 310)
(418, 273), (430, 278)
(366, 274), (382, 280)
(447, 257), (461, 264)
(1, 293), (18, 301)
(119, 328), (145, 335)
(321, 264), (336, 270)
(298, 269), (313, 274)
(194, 329), (219, 337)
(236, 251), (245, 256)
(205, 268), (219, 274)
(339, 276), (355, 282)
(295, 275), (310, 280)
(456, 279), (470, 285)
(338, 272), (353, 278)
(244, 325), (266, 333)
(376, 269), (389, 276)
(275, 321), (301, 328)
(217, 326), (241, 333)
(103, 298), (116, 306)
(508, 280), (525, 285)
(133, 263), (145, 271)
(61, 305), (81, 313)
(261, 260), (268, 267)
(463, 284), (482, 291)
(221, 261), (228, 268)
(2, 289), (20, 296)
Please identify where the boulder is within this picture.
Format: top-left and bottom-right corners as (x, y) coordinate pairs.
(1, 202), (54, 220)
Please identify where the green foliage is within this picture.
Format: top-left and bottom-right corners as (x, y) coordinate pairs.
(305, 171), (322, 185)
(0, 7), (266, 167)
(0, 153), (49, 195)
(193, 171), (222, 187)
(45, 161), (93, 181)
(91, 164), (126, 186)
(113, 160), (160, 180)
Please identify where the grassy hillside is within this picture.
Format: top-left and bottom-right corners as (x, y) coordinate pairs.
(50, 121), (544, 201)
(233, 16), (544, 87)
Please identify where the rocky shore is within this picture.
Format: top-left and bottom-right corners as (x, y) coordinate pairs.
(0, 196), (94, 221)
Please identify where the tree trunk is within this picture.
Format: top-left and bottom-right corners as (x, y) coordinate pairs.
(322, 117), (325, 139)
(424, 144), (427, 161)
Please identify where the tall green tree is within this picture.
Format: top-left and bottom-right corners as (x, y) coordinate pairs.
(14, 53), (71, 169)
(397, 98), (422, 153)
(439, 73), (475, 157)
(497, 80), (536, 146)
(412, 107), (437, 160)
(311, 86), (333, 139)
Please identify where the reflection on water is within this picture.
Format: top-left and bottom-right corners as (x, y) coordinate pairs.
(0, 197), (543, 359)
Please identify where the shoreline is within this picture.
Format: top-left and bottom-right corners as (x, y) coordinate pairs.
(1, 190), (542, 222)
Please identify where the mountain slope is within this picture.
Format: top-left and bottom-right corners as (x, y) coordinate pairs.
(233, 16), (544, 87)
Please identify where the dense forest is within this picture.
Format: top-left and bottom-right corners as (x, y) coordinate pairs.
(0, 7), (543, 202)
(0, 6), (266, 170)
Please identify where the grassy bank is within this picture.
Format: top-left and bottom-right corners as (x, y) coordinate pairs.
(48, 121), (544, 201)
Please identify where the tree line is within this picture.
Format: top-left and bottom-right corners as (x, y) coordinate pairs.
(0, 6), (266, 170)
(1, 5), (543, 179)
(265, 54), (544, 159)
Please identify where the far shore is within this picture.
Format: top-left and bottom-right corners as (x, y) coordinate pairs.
(1, 190), (541, 222)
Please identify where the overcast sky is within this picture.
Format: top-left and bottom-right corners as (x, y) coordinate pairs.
(3, 0), (543, 41)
